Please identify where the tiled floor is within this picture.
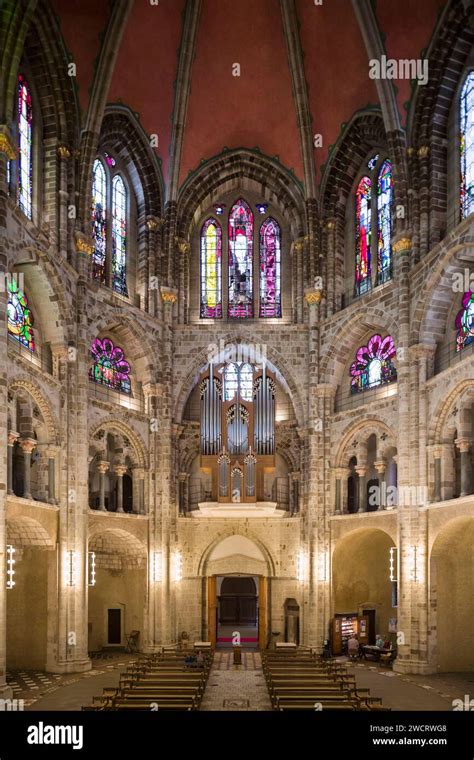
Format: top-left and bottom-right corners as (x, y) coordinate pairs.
(200, 651), (271, 711)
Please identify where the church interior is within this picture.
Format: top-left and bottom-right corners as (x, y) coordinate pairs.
(0, 0), (473, 715)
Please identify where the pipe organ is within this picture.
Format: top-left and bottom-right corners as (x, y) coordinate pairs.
(200, 362), (276, 503)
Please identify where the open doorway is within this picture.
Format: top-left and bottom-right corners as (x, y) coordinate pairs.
(216, 575), (259, 648)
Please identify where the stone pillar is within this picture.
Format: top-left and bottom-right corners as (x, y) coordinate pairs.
(355, 466), (367, 512)
(19, 438), (36, 500)
(97, 461), (109, 512)
(433, 446), (442, 502)
(374, 460), (386, 510)
(455, 437), (472, 497)
(135, 468), (145, 515)
(114, 464), (127, 513)
(7, 431), (19, 494)
(333, 468), (346, 515)
(46, 446), (59, 505)
(57, 146), (71, 259)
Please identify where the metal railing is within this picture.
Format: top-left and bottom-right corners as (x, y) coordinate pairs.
(335, 378), (398, 413)
(434, 337), (474, 375)
(88, 381), (144, 412)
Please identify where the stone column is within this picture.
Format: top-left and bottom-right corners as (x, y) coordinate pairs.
(355, 466), (367, 513)
(57, 146), (71, 259)
(134, 468), (145, 515)
(374, 460), (386, 510)
(97, 461), (109, 512)
(7, 431), (19, 494)
(46, 446), (59, 505)
(432, 446), (442, 502)
(455, 437), (472, 497)
(114, 464), (127, 513)
(333, 468), (346, 515)
(19, 438), (36, 500)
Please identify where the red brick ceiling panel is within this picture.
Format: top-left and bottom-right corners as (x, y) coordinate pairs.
(108, 0), (186, 181)
(296, 0), (379, 180)
(375, 0), (446, 126)
(50, 0), (110, 118)
(179, 0), (303, 186)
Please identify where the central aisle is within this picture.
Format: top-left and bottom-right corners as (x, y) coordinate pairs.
(200, 650), (272, 711)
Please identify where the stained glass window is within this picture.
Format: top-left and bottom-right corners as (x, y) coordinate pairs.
(7, 278), (35, 351)
(228, 199), (253, 318)
(377, 160), (393, 284)
(17, 74), (32, 219)
(460, 71), (474, 219)
(92, 159), (107, 283)
(224, 363), (239, 400)
(89, 337), (131, 393)
(112, 174), (128, 295)
(223, 362), (254, 401)
(200, 218), (222, 318)
(455, 291), (474, 351)
(355, 176), (372, 295)
(259, 217), (281, 318)
(350, 334), (397, 393)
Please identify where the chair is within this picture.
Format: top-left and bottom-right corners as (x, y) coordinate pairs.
(125, 630), (140, 653)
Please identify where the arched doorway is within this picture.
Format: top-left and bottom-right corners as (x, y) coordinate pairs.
(217, 576), (258, 647)
(430, 517), (474, 671)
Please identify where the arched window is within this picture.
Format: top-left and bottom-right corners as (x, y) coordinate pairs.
(91, 155), (131, 295)
(89, 337), (131, 393)
(17, 74), (33, 219)
(355, 176), (371, 295)
(455, 291), (474, 350)
(200, 218), (222, 318)
(228, 199), (253, 318)
(7, 278), (35, 351)
(350, 334), (397, 393)
(259, 217), (281, 318)
(223, 362), (254, 401)
(92, 159), (107, 283)
(112, 174), (128, 296)
(460, 71), (474, 219)
(377, 160), (393, 284)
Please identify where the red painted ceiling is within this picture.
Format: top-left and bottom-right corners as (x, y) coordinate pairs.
(50, 0), (110, 117)
(50, 0), (448, 190)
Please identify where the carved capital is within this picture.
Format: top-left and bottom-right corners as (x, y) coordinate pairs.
(174, 236), (190, 255)
(146, 216), (165, 232)
(304, 287), (322, 305)
(392, 236), (412, 254)
(455, 437), (471, 454)
(97, 460), (110, 475)
(57, 145), (71, 161)
(7, 431), (19, 446)
(19, 437), (36, 455)
(0, 127), (16, 160)
(75, 232), (95, 256)
(417, 145), (429, 159)
(161, 286), (178, 304)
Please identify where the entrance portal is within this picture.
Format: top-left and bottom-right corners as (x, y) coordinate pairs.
(217, 575), (258, 648)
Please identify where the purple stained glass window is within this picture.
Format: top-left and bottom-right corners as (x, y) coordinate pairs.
(17, 74), (33, 219)
(350, 334), (397, 393)
(112, 174), (128, 295)
(228, 199), (253, 318)
(7, 277), (35, 351)
(92, 159), (107, 283)
(355, 176), (372, 295)
(89, 337), (131, 393)
(259, 217), (281, 318)
(460, 71), (474, 219)
(455, 291), (474, 351)
(200, 218), (222, 318)
(377, 160), (393, 284)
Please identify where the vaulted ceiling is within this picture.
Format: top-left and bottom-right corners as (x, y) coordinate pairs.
(49, 0), (446, 189)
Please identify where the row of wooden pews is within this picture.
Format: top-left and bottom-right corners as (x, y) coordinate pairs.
(83, 650), (214, 711)
(262, 649), (389, 711)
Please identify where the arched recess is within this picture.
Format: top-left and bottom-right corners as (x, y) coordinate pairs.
(87, 526), (147, 652)
(332, 527), (396, 646)
(335, 418), (397, 468)
(6, 515), (56, 670)
(173, 338), (305, 430)
(407, 0), (474, 248)
(89, 419), (148, 470)
(429, 516), (474, 671)
(9, 379), (60, 446)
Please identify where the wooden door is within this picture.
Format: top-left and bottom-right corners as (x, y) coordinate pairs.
(258, 576), (267, 649)
(107, 609), (121, 644)
(208, 576), (217, 646)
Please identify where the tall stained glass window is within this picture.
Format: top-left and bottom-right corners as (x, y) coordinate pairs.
(355, 176), (371, 295)
(455, 291), (474, 351)
(460, 71), (474, 219)
(377, 160), (393, 284)
(17, 74), (33, 219)
(92, 159), (107, 283)
(200, 218), (222, 318)
(259, 217), (281, 318)
(112, 174), (128, 295)
(228, 199), (253, 318)
(89, 337), (131, 393)
(350, 334), (397, 393)
(7, 278), (35, 351)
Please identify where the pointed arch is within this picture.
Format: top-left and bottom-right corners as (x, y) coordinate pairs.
(259, 217), (281, 318)
(228, 199), (253, 319)
(92, 158), (107, 283)
(111, 173), (128, 295)
(460, 70), (474, 220)
(355, 175), (372, 295)
(200, 217), (222, 318)
(377, 159), (393, 283)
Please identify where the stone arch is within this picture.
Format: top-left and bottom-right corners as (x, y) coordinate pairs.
(431, 378), (474, 443)
(89, 418), (148, 470)
(88, 526), (147, 563)
(177, 147), (306, 241)
(173, 337), (305, 429)
(198, 532), (276, 578)
(335, 418), (396, 468)
(8, 379), (60, 445)
(6, 515), (55, 549)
